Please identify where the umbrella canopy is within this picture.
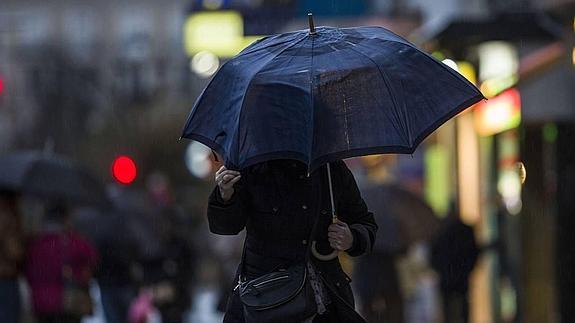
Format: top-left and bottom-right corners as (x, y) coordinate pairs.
(362, 183), (439, 249)
(0, 151), (109, 207)
(181, 21), (484, 170)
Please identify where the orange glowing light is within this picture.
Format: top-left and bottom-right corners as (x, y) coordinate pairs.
(474, 89), (521, 136)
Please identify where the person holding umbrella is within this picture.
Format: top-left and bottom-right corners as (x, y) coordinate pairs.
(210, 159), (376, 323)
(181, 14), (483, 323)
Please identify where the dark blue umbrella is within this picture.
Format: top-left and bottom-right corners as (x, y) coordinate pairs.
(181, 15), (484, 171)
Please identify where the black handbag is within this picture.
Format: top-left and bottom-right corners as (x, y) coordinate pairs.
(239, 262), (317, 322)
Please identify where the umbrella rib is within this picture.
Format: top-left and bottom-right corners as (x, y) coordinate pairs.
(343, 95), (350, 150)
(346, 45), (413, 147)
(236, 31), (303, 58)
(308, 33), (316, 170)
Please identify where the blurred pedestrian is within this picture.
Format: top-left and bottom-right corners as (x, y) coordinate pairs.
(24, 202), (98, 323)
(397, 243), (440, 323)
(90, 208), (139, 323)
(136, 173), (195, 323)
(139, 224), (194, 323)
(430, 204), (479, 323)
(492, 193), (521, 323)
(0, 191), (25, 323)
(353, 183), (407, 323)
(209, 160), (377, 323)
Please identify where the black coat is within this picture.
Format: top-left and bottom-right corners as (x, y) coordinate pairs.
(207, 160), (377, 322)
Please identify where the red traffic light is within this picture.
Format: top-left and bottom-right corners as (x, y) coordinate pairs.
(0, 76), (4, 96)
(112, 156), (137, 184)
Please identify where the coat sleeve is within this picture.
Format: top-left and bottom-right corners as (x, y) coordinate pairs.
(207, 175), (248, 235)
(335, 161), (378, 257)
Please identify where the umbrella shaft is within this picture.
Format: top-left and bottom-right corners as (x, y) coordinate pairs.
(327, 163), (337, 221)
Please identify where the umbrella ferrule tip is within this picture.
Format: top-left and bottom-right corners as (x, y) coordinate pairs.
(308, 13), (316, 35)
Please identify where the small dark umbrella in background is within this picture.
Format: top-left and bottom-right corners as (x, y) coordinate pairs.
(362, 184), (440, 248)
(0, 151), (109, 208)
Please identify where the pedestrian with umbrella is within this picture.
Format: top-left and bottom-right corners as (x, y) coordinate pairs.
(0, 151), (104, 323)
(180, 14), (483, 323)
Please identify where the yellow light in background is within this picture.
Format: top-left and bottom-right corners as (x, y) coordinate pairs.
(457, 61), (477, 85)
(424, 144), (451, 217)
(441, 59), (477, 85)
(477, 41), (519, 97)
(480, 74), (518, 98)
(517, 162), (526, 184)
(183, 11), (264, 58)
(457, 112), (481, 225)
(572, 47), (574, 66)
(474, 88), (521, 136)
(243, 36), (262, 50)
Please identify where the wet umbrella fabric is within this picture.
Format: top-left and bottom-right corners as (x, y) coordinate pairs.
(181, 25), (484, 170)
(0, 151), (108, 206)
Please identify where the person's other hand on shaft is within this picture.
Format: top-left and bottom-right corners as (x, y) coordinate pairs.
(215, 166), (241, 202)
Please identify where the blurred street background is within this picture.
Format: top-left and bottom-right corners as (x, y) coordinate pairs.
(1, 0), (574, 323)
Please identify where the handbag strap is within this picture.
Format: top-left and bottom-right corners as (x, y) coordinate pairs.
(237, 163), (326, 282)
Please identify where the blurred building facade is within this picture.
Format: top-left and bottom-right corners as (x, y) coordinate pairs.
(0, 0), (195, 184)
(411, 0), (575, 322)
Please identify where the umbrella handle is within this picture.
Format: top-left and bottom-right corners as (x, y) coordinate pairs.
(311, 241), (338, 261)
(311, 215), (339, 261)
(311, 163), (339, 261)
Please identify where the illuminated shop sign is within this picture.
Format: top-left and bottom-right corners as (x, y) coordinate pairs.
(474, 88), (521, 136)
(183, 11), (263, 57)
